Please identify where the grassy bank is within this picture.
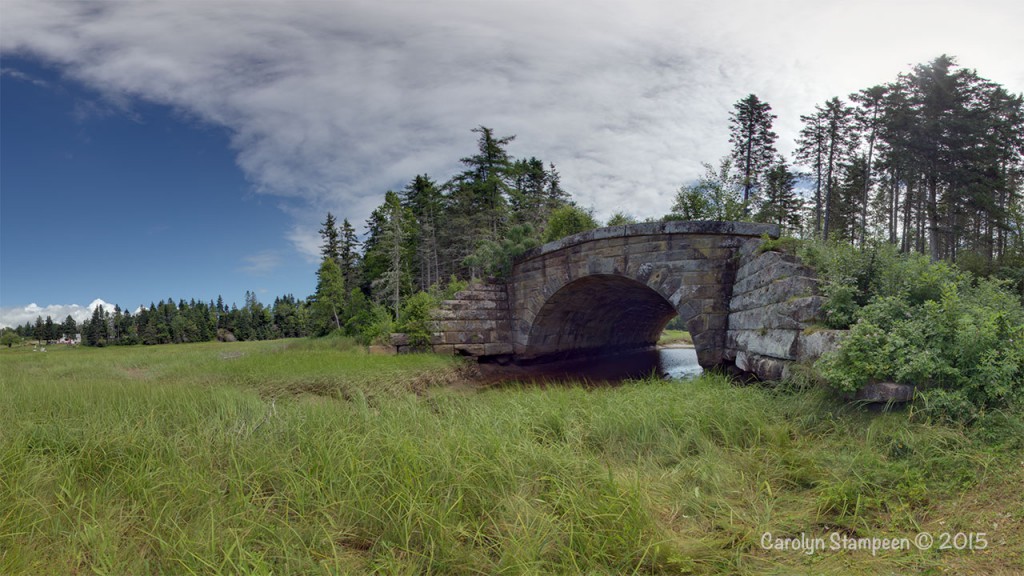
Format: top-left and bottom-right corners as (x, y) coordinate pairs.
(1, 341), (1021, 574)
(657, 330), (693, 347)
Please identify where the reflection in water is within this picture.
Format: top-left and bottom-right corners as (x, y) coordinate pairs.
(496, 347), (702, 386)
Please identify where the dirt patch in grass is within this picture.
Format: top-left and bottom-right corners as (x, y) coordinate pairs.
(118, 366), (152, 380)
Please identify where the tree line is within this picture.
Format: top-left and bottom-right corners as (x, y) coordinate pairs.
(672, 55), (1024, 278)
(6, 292), (310, 346)
(5, 55), (1020, 349)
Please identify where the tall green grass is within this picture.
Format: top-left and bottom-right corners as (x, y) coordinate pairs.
(1, 340), (1019, 574)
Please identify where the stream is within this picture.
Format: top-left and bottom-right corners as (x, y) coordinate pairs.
(480, 346), (703, 386)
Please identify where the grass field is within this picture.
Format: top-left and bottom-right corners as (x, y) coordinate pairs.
(657, 330), (693, 347)
(1, 339), (1021, 574)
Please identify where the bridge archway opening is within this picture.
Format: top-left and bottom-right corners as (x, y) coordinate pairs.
(523, 274), (689, 363)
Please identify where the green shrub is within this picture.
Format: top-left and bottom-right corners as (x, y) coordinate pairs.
(543, 205), (599, 242)
(359, 303), (395, 346)
(820, 283), (860, 328)
(397, 291), (438, 349)
(756, 234), (802, 255)
(818, 267), (1024, 422)
(463, 224), (540, 278)
(431, 275), (468, 301)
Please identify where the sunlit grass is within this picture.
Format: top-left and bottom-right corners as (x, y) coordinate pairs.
(658, 329), (692, 346)
(1, 340), (1020, 574)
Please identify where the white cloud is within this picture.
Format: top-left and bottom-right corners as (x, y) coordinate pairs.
(286, 225), (323, 263)
(2, 0), (1021, 247)
(0, 298), (115, 329)
(0, 66), (50, 87)
(238, 250), (283, 276)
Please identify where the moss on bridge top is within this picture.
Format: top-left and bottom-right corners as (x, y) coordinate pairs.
(516, 220), (781, 264)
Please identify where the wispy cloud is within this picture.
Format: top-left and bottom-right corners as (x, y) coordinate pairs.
(2, 0), (1021, 254)
(238, 250), (283, 276)
(0, 66), (50, 87)
(286, 226), (322, 263)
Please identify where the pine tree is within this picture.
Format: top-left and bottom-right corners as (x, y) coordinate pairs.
(371, 191), (413, 312)
(796, 110), (827, 236)
(339, 218), (361, 290)
(832, 155), (870, 241)
(729, 94), (778, 206)
(43, 316), (56, 344)
(508, 158), (562, 229)
(754, 156), (802, 233)
(797, 98), (859, 241)
(61, 315), (77, 341)
(402, 174), (443, 290)
(319, 212), (341, 264)
(850, 85), (887, 245)
(445, 127), (516, 276)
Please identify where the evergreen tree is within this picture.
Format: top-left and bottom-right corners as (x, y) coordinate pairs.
(86, 306), (109, 346)
(339, 218), (361, 291)
(312, 258), (346, 334)
(43, 316), (56, 344)
(369, 191), (413, 312)
(754, 156), (802, 233)
(445, 127), (516, 276)
(60, 315), (77, 341)
(797, 97), (859, 241)
(508, 157), (569, 233)
(402, 174), (444, 290)
(729, 94), (778, 205)
(319, 212), (341, 264)
(832, 155), (870, 241)
(796, 110), (827, 236)
(850, 85), (887, 245)
(875, 78), (920, 249)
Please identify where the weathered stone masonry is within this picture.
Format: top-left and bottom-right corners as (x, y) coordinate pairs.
(424, 283), (513, 357)
(392, 221), (840, 380)
(723, 249), (840, 379)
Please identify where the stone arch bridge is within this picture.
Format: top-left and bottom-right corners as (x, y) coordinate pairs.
(403, 221), (837, 380)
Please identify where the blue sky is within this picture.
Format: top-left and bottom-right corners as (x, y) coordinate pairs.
(1, 0), (1022, 328)
(2, 58), (316, 325)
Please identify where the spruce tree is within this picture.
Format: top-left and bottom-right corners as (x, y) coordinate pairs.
(729, 94), (778, 206)
(319, 212), (341, 264)
(402, 175), (443, 290)
(339, 218), (361, 290)
(371, 191), (413, 312)
(754, 156), (802, 233)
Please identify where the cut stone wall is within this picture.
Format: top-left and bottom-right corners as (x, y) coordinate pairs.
(425, 282), (513, 357)
(724, 249), (841, 380)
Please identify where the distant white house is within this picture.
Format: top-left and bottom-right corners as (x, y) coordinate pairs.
(59, 333), (82, 345)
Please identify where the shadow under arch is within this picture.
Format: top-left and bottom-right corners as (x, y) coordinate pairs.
(522, 274), (699, 364)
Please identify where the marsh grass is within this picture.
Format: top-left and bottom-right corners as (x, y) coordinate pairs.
(1, 340), (1020, 574)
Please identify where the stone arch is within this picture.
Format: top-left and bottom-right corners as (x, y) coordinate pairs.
(522, 273), (712, 364)
(424, 221), (836, 381)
